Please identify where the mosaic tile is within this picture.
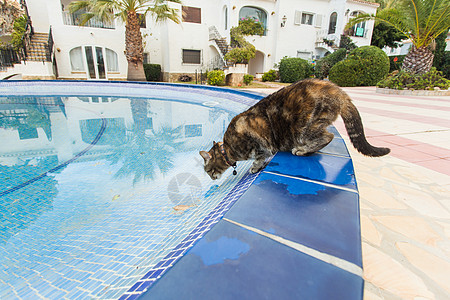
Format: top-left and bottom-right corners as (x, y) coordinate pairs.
(0, 82), (262, 299)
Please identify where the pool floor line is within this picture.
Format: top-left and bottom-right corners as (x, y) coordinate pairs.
(223, 218), (363, 278)
(262, 171), (358, 193)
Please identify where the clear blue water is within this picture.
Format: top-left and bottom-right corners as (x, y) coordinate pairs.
(0, 85), (256, 299)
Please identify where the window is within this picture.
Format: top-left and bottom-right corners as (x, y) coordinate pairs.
(182, 6), (201, 24)
(297, 51), (312, 62)
(239, 6), (267, 35)
(301, 13), (314, 25)
(182, 49), (201, 64)
(295, 11), (319, 26)
(143, 53), (150, 64)
(105, 48), (118, 72)
(328, 12), (337, 34)
(349, 11), (366, 37)
(138, 13), (146, 28)
(69, 47), (84, 71)
(223, 6), (228, 30)
(185, 124), (202, 137)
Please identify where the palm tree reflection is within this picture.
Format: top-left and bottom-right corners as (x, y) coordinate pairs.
(107, 99), (184, 185)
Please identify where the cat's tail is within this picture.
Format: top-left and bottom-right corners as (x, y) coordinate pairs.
(340, 100), (390, 157)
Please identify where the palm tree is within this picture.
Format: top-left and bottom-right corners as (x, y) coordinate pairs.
(346, 0), (450, 74)
(69, 0), (182, 81)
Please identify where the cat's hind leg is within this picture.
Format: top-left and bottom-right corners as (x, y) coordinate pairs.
(292, 129), (333, 156)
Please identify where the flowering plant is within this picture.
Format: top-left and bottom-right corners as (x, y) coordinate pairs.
(238, 16), (264, 36)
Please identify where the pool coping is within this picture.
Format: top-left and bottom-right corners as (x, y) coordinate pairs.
(0, 80), (363, 300)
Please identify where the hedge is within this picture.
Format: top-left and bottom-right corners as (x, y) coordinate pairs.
(329, 46), (389, 87)
(207, 70), (225, 86)
(279, 57), (312, 83)
(314, 48), (347, 79)
(144, 64), (161, 81)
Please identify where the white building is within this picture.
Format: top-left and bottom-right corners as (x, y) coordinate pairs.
(1, 0), (378, 81)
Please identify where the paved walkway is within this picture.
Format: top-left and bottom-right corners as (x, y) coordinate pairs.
(244, 84), (450, 300)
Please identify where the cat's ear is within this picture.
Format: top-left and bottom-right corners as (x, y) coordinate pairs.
(199, 151), (212, 162)
(213, 141), (216, 145)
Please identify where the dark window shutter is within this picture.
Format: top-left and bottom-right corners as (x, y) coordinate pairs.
(182, 6), (201, 24)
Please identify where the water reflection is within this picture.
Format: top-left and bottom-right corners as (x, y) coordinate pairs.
(0, 95), (232, 241)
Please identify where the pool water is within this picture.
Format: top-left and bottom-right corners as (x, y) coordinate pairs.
(0, 82), (260, 299)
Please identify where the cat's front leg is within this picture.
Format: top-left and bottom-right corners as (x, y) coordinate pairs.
(250, 157), (266, 174)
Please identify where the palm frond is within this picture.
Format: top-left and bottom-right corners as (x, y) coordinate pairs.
(147, 1), (181, 24)
(346, 0), (450, 49)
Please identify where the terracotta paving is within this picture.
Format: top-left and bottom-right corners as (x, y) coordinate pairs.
(245, 84), (450, 300)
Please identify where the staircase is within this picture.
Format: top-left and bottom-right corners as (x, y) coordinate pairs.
(214, 37), (229, 57)
(26, 32), (52, 62)
(208, 26), (230, 64)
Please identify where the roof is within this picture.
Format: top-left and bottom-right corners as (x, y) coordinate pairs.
(347, 0), (380, 7)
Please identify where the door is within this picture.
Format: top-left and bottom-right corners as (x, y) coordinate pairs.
(84, 46), (106, 80)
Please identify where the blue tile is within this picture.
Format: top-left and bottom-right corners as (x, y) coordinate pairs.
(319, 137), (350, 157)
(265, 152), (356, 189)
(143, 220), (363, 300)
(224, 172), (362, 267)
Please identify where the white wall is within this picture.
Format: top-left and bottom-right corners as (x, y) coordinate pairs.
(22, 0), (378, 80)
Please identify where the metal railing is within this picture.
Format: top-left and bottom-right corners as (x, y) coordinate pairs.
(46, 27), (54, 62)
(0, 47), (21, 70)
(62, 11), (115, 29)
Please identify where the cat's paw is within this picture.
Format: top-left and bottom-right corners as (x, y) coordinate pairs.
(249, 165), (263, 174)
(292, 147), (308, 156)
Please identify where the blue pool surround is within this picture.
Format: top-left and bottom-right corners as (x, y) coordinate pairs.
(0, 81), (363, 300)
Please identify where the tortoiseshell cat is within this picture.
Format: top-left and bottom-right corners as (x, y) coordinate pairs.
(200, 79), (390, 180)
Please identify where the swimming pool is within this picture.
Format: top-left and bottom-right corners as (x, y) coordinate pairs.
(0, 81), (363, 300)
(0, 81), (265, 299)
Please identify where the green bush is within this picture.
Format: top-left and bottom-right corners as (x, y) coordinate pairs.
(243, 74), (254, 85)
(207, 70), (225, 86)
(143, 64), (161, 81)
(224, 45), (256, 64)
(440, 51), (450, 79)
(238, 17), (265, 36)
(314, 48), (347, 79)
(329, 46), (389, 87)
(262, 69), (278, 82)
(377, 68), (450, 90)
(278, 57), (312, 83)
(11, 15), (28, 50)
(389, 55), (405, 73)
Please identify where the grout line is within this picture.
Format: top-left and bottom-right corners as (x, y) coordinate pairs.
(262, 171), (358, 193)
(223, 218), (363, 278)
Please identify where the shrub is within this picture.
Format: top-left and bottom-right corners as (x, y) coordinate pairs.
(278, 57), (312, 83)
(339, 35), (357, 51)
(314, 48), (347, 79)
(238, 17), (265, 36)
(243, 74), (254, 85)
(178, 74), (192, 82)
(329, 46), (389, 87)
(389, 55), (405, 73)
(262, 69), (278, 82)
(440, 51), (450, 79)
(207, 70), (225, 86)
(377, 68), (450, 90)
(11, 15), (28, 50)
(143, 64), (161, 81)
(224, 45), (256, 64)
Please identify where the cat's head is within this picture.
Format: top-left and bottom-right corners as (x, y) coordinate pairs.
(199, 141), (230, 180)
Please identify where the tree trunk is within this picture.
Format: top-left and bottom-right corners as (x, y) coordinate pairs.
(402, 46), (434, 75)
(125, 11), (146, 81)
(127, 60), (146, 81)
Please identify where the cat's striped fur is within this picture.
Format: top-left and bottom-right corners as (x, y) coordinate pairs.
(200, 79), (390, 180)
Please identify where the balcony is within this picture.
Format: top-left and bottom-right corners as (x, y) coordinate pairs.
(62, 11), (115, 29)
